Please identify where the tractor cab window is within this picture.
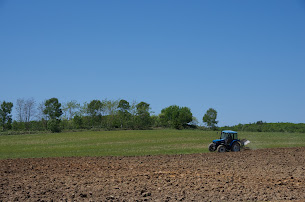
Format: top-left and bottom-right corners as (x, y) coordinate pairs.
(221, 132), (234, 140)
(221, 132), (237, 140)
(220, 132), (229, 139)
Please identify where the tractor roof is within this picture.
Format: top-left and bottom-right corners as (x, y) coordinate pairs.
(222, 130), (237, 134)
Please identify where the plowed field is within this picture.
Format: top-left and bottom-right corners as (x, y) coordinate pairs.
(1, 147), (305, 201)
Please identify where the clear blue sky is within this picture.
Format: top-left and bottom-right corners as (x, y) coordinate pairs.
(0, 0), (304, 126)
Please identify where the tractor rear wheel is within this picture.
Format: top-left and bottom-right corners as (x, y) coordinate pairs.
(217, 145), (226, 153)
(208, 143), (216, 152)
(231, 142), (240, 152)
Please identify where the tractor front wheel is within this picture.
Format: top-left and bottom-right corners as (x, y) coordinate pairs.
(231, 142), (240, 152)
(208, 143), (216, 152)
(217, 145), (226, 153)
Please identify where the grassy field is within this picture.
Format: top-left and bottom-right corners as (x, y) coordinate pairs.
(0, 130), (305, 159)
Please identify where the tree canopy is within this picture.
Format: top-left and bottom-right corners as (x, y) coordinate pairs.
(160, 105), (193, 129)
(0, 101), (14, 131)
(202, 108), (218, 129)
(135, 102), (152, 129)
(86, 100), (103, 117)
(43, 98), (63, 120)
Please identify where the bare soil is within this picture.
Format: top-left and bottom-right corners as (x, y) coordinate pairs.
(1, 147), (305, 201)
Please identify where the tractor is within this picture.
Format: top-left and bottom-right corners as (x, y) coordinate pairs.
(208, 130), (249, 152)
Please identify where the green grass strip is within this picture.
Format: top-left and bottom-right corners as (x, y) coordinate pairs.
(0, 130), (304, 159)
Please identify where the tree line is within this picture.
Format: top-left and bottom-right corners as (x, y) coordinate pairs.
(1, 98), (304, 134)
(220, 121), (305, 133)
(1, 98), (210, 133)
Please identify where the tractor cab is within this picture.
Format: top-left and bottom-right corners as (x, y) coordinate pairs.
(220, 130), (238, 144)
(209, 130), (241, 152)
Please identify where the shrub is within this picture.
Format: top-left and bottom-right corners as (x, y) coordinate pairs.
(47, 119), (61, 133)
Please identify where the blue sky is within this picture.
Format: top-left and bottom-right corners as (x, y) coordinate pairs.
(0, 0), (304, 126)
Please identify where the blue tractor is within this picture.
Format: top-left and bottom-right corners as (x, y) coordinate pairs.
(209, 130), (243, 152)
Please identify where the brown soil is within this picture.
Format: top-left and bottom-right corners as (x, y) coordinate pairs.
(1, 147), (305, 201)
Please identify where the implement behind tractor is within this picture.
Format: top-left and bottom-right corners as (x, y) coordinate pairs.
(208, 130), (250, 152)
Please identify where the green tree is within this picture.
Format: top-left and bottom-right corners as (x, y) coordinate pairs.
(102, 99), (119, 129)
(118, 99), (131, 129)
(73, 115), (83, 129)
(202, 108), (218, 130)
(43, 98), (63, 120)
(47, 119), (61, 133)
(118, 99), (130, 113)
(43, 98), (63, 132)
(86, 100), (103, 117)
(128, 100), (138, 129)
(160, 105), (193, 129)
(135, 101), (152, 129)
(178, 107), (193, 128)
(85, 100), (103, 128)
(103, 99), (119, 116)
(151, 115), (161, 127)
(0, 101), (14, 131)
